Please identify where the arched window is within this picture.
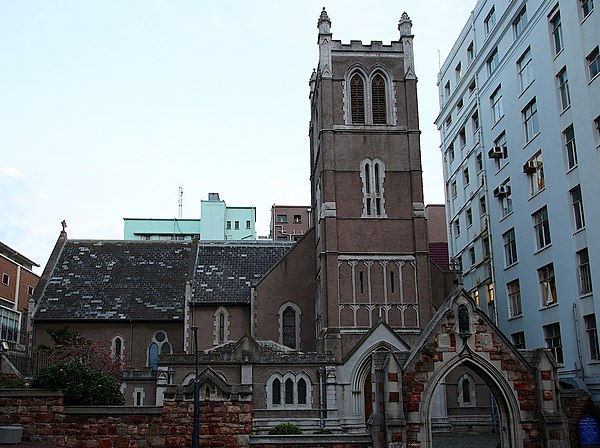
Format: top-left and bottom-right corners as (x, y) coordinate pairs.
(297, 378), (307, 405)
(462, 378), (471, 403)
(360, 158), (386, 218)
(458, 373), (477, 407)
(285, 378), (294, 404)
(351, 74), (365, 124)
(279, 302), (301, 349)
(148, 331), (171, 370)
(111, 336), (124, 361)
(213, 307), (230, 345)
(372, 74), (387, 124)
(272, 379), (281, 405)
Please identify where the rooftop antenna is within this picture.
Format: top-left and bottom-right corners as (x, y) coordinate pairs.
(178, 187), (183, 219)
(438, 50), (441, 70)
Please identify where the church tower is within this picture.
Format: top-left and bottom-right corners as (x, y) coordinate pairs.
(309, 10), (432, 357)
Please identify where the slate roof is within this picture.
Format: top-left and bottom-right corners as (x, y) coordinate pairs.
(428, 242), (449, 270)
(34, 240), (193, 321)
(190, 242), (291, 304)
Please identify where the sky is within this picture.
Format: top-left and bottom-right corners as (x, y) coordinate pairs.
(0, 1), (476, 274)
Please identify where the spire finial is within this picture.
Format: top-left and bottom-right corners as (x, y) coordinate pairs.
(318, 7), (331, 35)
(398, 12), (412, 37)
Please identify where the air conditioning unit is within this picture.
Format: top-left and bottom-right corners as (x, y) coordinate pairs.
(523, 160), (537, 173)
(488, 146), (506, 158)
(493, 185), (511, 197)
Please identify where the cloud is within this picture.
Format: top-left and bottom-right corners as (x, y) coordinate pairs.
(0, 166), (22, 177)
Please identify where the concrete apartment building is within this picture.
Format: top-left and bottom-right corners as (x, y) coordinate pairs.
(436, 0), (600, 397)
(269, 205), (311, 241)
(123, 192), (257, 241)
(0, 241), (39, 347)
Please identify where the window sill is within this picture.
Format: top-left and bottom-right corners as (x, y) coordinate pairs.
(580, 292), (593, 299)
(504, 262), (518, 271)
(508, 314), (523, 321)
(559, 104), (572, 116)
(517, 81), (534, 100)
(540, 302), (559, 311)
(499, 210), (514, 222)
(533, 243), (552, 255)
(587, 360), (600, 365)
(523, 132), (540, 150)
(529, 187), (546, 200)
(581, 10), (594, 25)
(490, 115), (504, 132)
(553, 48), (564, 61)
(566, 164), (578, 175)
(573, 226), (586, 236)
(590, 73), (600, 85)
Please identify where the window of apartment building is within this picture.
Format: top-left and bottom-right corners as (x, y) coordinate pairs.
(507, 279), (522, 317)
(595, 116), (600, 142)
(246, 220), (251, 229)
(483, 236), (491, 258)
(468, 78), (476, 95)
(539, 263), (558, 306)
(487, 48), (499, 75)
(476, 153), (483, 172)
(467, 41), (474, 63)
(512, 331), (526, 349)
(455, 62), (462, 82)
(293, 215), (301, 224)
(277, 214), (288, 223)
(449, 141), (455, 161)
(503, 228), (518, 267)
(463, 167), (470, 186)
(451, 180), (458, 198)
(459, 127), (466, 148)
(466, 208), (473, 227)
(578, 248), (593, 295)
(484, 6), (497, 35)
(472, 110), (480, 135)
(525, 152), (544, 195)
(495, 179), (512, 217)
(444, 80), (451, 99)
(234, 221), (240, 230)
(491, 132), (508, 171)
(533, 206), (551, 250)
(445, 114), (452, 129)
(1, 274), (9, 286)
(544, 323), (563, 364)
(469, 247), (476, 266)
(523, 99), (539, 143)
(480, 195), (487, 216)
(226, 221), (232, 230)
(491, 87), (504, 124)
(571, 185), (586, 230)
(361, 158), (386, 217)
(487, 283), (495, 305)
(550, 11), (563, 55)
(454, 219), (461, 237)
(585, 314), (600, 361)
(581, 0), (595, 18)
(556, 67), (571, 110)
(513, 7), (528, 37)
(456, 98), (464, 111)
(472, 289), (480, 305)
(517, 47), (534, 91)
(587, 46), (600, 80)
(564, 125), (578, 169)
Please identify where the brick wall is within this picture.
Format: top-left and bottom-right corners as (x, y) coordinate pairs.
(0, 389), (251, 448)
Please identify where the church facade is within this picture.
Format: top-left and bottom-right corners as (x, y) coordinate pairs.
(30, 10), (571, 448)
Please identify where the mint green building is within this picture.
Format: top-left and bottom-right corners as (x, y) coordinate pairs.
(123, 193), (256, 241)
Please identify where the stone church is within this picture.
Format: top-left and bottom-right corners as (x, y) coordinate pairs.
(30, 10), (570, 448)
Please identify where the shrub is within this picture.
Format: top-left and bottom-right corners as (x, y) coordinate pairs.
(0, 374), (25, 388)
(31, 361), (125, 405)
(268, 422), (303, 435)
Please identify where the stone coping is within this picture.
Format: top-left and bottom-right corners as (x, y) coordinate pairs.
(249, 434), (372, 445)
(0, 389), (63, 398)
(64, 406), (163, 415)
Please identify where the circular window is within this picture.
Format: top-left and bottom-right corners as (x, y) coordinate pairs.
(155, 332), (166, 342)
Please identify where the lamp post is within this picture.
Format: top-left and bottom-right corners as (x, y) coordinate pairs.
(191, 326), (199, 448)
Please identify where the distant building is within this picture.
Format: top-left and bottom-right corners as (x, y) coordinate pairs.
(123, 193), (256, 241)
(0, 241), (39, 347)
(269, 205), (311, 241)
(425, 204), (450, 270)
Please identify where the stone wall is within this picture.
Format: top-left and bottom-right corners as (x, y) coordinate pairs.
(0, 389), (251, 448)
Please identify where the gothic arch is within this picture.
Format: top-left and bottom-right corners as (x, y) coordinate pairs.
(278, 301), (302, 349)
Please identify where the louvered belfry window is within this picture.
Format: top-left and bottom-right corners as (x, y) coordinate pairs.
(351, 74), (365, 124)
(372, 74), (387, 124)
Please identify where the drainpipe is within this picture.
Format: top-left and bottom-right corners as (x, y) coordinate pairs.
(573, 303), (585, 378)
(318, 367), (325, 429)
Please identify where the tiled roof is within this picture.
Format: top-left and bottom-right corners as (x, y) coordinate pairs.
(34, 241), (193, 321)
(429, 242), (449, 270)
(191, 242), (290, 303)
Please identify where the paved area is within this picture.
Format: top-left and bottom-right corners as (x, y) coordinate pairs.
(432, 432), (501, 448)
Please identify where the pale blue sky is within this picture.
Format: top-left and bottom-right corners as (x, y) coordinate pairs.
(0, 1), (475, 272)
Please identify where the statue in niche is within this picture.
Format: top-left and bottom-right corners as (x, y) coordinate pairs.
(458, 304), (470, 335)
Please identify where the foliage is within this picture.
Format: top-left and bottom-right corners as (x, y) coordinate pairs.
(32, 326), (124, 405)
(37, 326), (122, 380)
(0, 373), (25, 388)
(31, 361), (125, 405)
(268, 423), (303, 435)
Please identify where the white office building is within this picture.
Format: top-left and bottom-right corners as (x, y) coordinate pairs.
(436, 0), (600, 396)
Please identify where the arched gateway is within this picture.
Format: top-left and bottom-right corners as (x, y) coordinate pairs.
(355, 290), (571, 448)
